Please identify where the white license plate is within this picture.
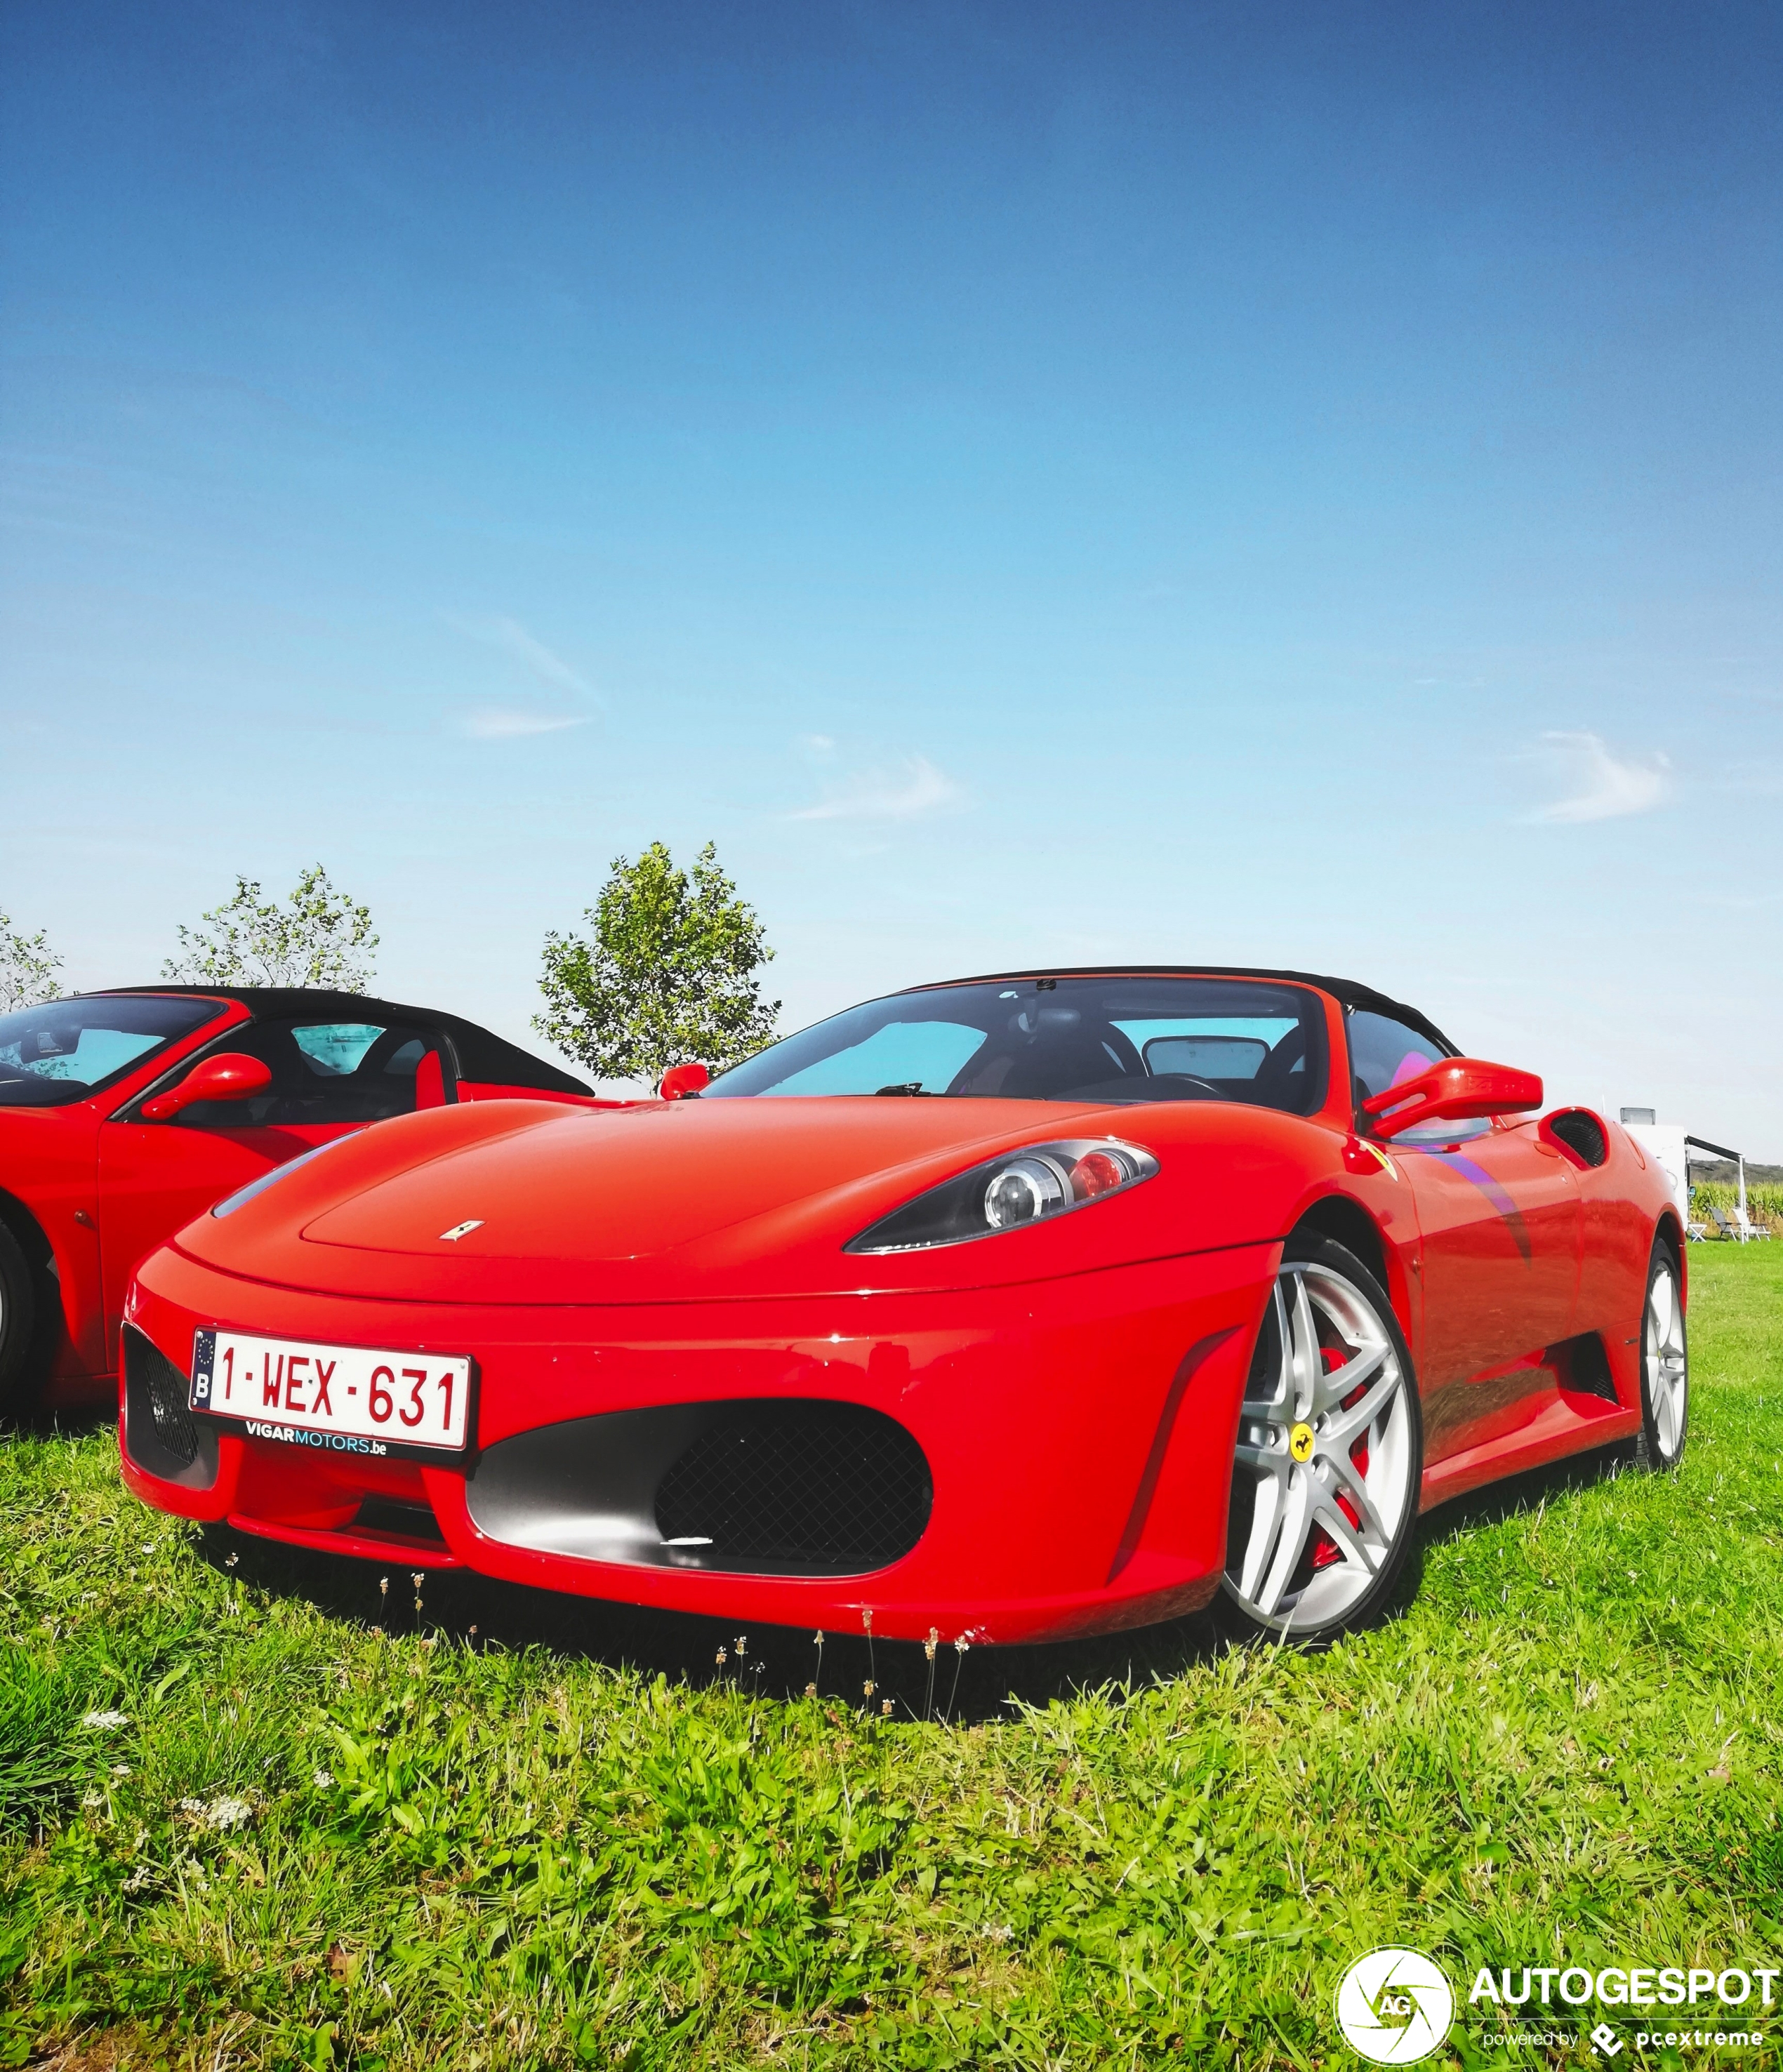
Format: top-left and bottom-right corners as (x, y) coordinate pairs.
(190, 1328), (473, 1454)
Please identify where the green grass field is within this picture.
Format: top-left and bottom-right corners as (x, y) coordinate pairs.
(4, 1245), (1779, 2071)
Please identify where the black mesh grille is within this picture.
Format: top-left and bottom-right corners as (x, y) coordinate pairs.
(654, 1401), (932, 1576)
(124, 1327), (198, 1468)
(1550, 1109), (1608, 1167)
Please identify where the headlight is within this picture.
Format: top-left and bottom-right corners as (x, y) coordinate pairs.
(844, 1138), (1158, 1253)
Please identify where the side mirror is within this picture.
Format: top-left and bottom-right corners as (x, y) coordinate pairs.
(1361, 1058), (1542, 1141)
(140, 1052), (274, 1122)
(658, 1061), (710, 1102)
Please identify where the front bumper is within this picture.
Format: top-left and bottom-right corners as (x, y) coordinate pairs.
(121, 1239), (1277, 1645)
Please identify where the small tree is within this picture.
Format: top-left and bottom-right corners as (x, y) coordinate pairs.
(536, 841), (778, 1084)
(0, 908), (64, 1013)
(164, 865), (379, 990)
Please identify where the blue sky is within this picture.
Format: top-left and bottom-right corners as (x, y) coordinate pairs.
(3, 2), (1779, 1143)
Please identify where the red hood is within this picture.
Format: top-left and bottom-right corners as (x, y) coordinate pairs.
(168, 1093), (1315, 1304)
(298, 1098), (1076, 1259)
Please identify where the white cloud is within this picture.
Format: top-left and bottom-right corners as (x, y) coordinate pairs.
(449, 615), (597, 700)
(457, 708), (590, 741)
(1532, 731), (1669, 823)
(790, 752), (963, 823)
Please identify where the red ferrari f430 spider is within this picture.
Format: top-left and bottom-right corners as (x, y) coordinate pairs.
(118, 969), (1686, 1645)
(0, 988), (592, 1417)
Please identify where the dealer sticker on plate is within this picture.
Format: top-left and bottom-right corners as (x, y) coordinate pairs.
(190, 1328), (473, 1456)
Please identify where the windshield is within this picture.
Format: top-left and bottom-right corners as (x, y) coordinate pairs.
(707, 976), (1329, 1113)
(0, 995), (223, 1108)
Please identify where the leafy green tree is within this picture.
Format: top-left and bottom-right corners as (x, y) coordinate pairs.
(0, 908), (64, 1013)
(164, 865), (379, 990)
(536, 841), (778, 1084)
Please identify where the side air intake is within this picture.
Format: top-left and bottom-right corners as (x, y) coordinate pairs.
(1545, 1109), (1608, 1169)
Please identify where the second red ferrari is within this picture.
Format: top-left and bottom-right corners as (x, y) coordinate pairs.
(0, 985), (593, 1417)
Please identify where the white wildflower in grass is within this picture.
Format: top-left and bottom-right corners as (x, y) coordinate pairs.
(111, 1764), (132, 1779)
(207, 1797), (252, 1831)
(81, 1791), (104, 1809)
(81, 1709), (130, 1730)
(178, 1798), (206, 1817)
(312, 1769), (335, 1791)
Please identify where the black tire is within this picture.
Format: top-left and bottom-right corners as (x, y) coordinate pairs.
(1632, 1235), (1688, 1473)
(0, 1220), (40, 1421)
(1215, 1233), (1424, 1647)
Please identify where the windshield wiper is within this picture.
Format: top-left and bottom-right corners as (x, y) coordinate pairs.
(874, 1082), (934, 1096)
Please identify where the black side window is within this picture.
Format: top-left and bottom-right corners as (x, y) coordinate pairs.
(179, 1019), (449, 1127)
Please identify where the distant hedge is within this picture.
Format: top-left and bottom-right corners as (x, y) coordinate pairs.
(1691, 1181), (1783, 1235)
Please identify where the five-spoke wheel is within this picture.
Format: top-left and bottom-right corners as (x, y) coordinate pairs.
(1635, 1239), (1688, 1471)
(1219, 1236), (1421, 1642)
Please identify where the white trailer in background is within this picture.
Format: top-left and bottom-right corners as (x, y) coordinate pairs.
(1621, 1113), (1756, 1240)
(1620, 1117), (1690, 1231)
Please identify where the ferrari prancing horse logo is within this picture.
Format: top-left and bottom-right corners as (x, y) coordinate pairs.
(1290, 1421), (1315, 1463)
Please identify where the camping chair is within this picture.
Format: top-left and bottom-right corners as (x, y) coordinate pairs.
(1708, 1204), (1740, 1241)
(1730, 1203), (1772, 1242)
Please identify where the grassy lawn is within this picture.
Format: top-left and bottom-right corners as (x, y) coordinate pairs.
(4, 1244), (1780, 2070)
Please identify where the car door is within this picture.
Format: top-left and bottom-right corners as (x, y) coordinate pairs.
(97, 1013), (451, 1367)
(0, 990), (234, 1385)
(1348, 1009), (1581, 1464)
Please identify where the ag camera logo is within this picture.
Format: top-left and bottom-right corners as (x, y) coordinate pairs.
(1335, 1948), (1456, 2064)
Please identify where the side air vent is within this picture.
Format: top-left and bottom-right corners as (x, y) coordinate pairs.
(1556, 1331), (1621, 1405)
(122, 1327), (220, 1490)
(1545, 1108), (1608, 1169)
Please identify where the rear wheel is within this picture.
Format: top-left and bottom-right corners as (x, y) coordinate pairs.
(1633, 1238), (1688, 1471)
(1218, 1235), (1423, 1643)
(0, 1221), (39, 1421)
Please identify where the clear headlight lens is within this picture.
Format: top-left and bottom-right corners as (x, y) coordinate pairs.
(984, 1157), (1068, 1228)
(845, 1138), (1158, 1253)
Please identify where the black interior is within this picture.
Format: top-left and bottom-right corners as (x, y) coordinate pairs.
(176, 1020), (444, 1127)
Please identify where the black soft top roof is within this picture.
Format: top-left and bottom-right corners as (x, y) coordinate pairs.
(913, 967), (1459, 1058)
(101, 985), (593, 1096)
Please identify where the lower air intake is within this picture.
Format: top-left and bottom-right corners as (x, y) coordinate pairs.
(654, 1401), (932, 1574)
(123, 1327), (219, 1490)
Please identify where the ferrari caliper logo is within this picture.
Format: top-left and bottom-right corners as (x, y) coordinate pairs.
(1290, 1421), (1315, 1463)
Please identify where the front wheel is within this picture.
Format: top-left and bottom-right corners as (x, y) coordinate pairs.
(1633, 1238), (1688, 1471)
(1218, 1235), (1423, 1644)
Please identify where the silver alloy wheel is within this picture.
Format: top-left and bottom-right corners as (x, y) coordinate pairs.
(1223, 1261), (1414, 1635)
(1643, 1257), (1688, 1465)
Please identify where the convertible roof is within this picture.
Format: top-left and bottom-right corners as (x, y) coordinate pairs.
(98, 985), (593, 1096)
(913, 967), (1458, 1057)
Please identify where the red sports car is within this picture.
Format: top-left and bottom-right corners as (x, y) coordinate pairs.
(117, 969), (1687, 1646)
(0, 987), (593, 1417)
